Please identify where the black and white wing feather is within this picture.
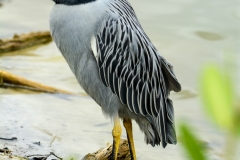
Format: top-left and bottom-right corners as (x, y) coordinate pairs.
(94, 0), (181, 148)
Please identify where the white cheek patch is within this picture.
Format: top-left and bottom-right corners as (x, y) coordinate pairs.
(91, 35), (98, 59)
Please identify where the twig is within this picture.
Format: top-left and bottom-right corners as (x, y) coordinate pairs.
(26, 154), (48, 158)
(27, 152), (62, 160)
(50, 152), (63, 160)
(49, 136), (57, 147)
(0, 137), (17, 141)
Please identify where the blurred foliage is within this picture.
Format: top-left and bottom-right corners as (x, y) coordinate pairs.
(200, 65), (235, 131)
(180, 124), (207, 160)
(180, 63), (240, 160)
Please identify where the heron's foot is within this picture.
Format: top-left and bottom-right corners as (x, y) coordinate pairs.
(123, 119), (136, 160)
(111, 117), (122, 160)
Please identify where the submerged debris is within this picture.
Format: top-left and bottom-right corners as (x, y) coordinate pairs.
(0, 70), (73, 94)
(0, 31), (52, 53)
(32, 142), (41, 146)
(0, 137), (17, 141)
(82, 139), (131, 160)
(0, 147), (11, 154)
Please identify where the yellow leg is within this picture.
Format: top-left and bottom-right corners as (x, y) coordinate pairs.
(123, 119), (136, 160)
(112, 117), (122, 160)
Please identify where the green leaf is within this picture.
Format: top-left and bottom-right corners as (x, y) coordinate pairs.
(64, 155), (79, 160)
(180, 124), (207, 160)
(235, 104), (240, 135)
(200, 64), (234, 130)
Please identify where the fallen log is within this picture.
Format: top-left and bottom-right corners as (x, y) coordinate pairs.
(0, 70), (73, 94)
(0, 31), (52, 53)
(82, 139), (131, 160)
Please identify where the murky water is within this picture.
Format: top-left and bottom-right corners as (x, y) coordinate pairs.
(0, 0), (239, 159)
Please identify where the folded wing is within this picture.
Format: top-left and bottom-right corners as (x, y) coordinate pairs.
(93, 16), (181, 147)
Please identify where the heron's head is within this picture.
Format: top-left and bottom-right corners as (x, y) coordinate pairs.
(53, 0), (96, 5)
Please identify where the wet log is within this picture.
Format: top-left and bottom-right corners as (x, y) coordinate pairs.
(0, 31), (52, 53)
(82, 139), (131, 160)
(0, 70), (73, 94)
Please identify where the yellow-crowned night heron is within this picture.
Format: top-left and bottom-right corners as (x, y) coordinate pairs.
(50, 0), (181, 159)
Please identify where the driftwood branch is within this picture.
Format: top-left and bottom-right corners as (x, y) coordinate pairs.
(0, 70), (73, 94)
(82, 139), (131, 160)
(0, 31), (52, 53)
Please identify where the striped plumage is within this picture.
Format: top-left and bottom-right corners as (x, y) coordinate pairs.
(95, 0), (181, 147)
(50, 0), (181, 150)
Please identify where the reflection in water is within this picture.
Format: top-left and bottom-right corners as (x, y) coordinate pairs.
(195, 31), (224, 41)
(52, 94), (75, 101)
(174, 89), (198, 99)
(0, 45), (41, 57)
(94, 122), (110, 127)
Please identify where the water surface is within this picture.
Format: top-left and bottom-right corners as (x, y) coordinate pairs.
(0, 0), (239, 159)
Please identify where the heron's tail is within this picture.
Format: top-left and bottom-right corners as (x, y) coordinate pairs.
(144, 57), (180, 148)
(145, 97), (177, 148)
(145, 57), (179, 147)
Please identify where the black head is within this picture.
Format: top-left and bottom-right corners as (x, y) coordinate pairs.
(53, 0), (96, 5)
